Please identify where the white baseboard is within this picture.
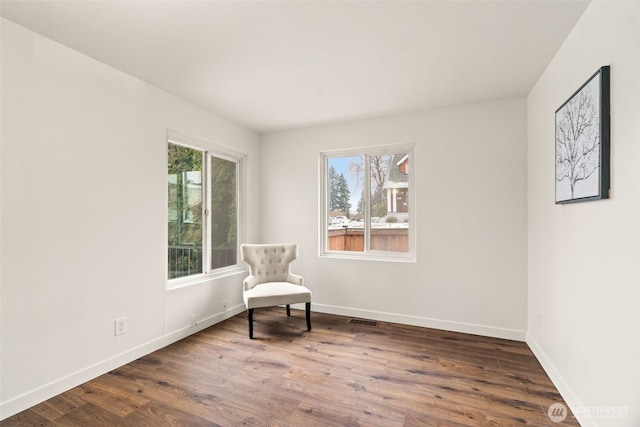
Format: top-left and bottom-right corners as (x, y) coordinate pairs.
(0, 304), (246, 421)
(309, 303), (527, 341)
(526, 333), (595, 427)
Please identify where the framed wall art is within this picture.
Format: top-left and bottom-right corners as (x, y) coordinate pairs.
(555, 65), (610, 204)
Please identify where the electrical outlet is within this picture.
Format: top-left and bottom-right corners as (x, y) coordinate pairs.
(222, 300), (228, 311)
(114, 317), (127, 336)
(190, 314), (197, 327)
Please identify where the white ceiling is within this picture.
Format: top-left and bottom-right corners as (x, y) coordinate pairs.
(1, 0), (589, 134)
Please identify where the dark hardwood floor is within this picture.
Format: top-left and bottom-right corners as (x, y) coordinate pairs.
(2, 308), (579, 426)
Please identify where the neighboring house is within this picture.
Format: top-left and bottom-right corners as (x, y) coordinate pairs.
(382, 153), (409, 221)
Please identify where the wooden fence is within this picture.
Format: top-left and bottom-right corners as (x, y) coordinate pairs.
(327, 228), (408, 252)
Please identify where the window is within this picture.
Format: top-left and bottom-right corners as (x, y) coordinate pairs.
(321, 146), (415, 260)
(167, 133), (243, 283)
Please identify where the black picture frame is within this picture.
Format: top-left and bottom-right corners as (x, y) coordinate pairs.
(555, 66), (610, 204)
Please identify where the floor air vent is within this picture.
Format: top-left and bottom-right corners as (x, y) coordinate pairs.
(347, 318), (379, 327)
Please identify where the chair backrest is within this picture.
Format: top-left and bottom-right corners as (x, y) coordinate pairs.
(241, 243), (298, 285)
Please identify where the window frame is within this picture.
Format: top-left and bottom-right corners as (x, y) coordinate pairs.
(319, 144), (416, 262)
(167, 130), (246, 288)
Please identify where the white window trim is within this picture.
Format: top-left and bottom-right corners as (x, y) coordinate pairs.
(319, 144), (416, 262)
(166, 129), (247, 289)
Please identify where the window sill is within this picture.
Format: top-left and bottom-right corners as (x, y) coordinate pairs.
(320, 251), (416, 263)
(166, 265), (247, 291)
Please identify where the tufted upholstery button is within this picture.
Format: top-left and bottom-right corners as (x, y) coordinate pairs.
(241, 243), (301, 285)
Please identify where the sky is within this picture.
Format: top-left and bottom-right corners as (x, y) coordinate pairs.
(328, 155), (363, 214)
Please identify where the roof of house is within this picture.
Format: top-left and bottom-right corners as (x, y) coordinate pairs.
(382, 153), (408, 189)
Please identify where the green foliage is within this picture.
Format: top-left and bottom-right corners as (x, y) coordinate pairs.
(371, 203), (387, 218)
(328, 166), (351, 215)
(356, 190), (365, 215)
(167, 144), (203, 249)
(168, 144), (204, 279)
(210, 156), (237, 249)
(168, 144), (202, 175)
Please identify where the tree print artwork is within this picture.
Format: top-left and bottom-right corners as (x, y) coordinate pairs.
(555, 67), (609, 204)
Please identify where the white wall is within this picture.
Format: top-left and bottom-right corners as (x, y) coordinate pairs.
(0, 19), (259, 419)
(527, 2), (640, 426)
(261, 98), (528, 340)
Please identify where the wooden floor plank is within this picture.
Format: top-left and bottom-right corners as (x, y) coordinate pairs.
(27, 388), (87, 423)
(53, 402), (126, 427)
(1, 308), (579, 426)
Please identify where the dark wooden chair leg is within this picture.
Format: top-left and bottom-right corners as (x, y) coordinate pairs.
(306, 302), (311, 331)
(286, 304), (291, 317)
(248, 308), (254, 339)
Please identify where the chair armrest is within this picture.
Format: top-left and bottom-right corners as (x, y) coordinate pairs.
(287, 273), (304, 286)
(243, 275), (259, 291)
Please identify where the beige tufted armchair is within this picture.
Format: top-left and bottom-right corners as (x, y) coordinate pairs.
(240, 243), (312, 339)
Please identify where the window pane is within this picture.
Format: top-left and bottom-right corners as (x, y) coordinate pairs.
(210, 156), (237, 269)
(372, 153), (409, 252)
(168, 144), (203, 279)
(327, 155), (364, 252)
(322, 147), (413, 259)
